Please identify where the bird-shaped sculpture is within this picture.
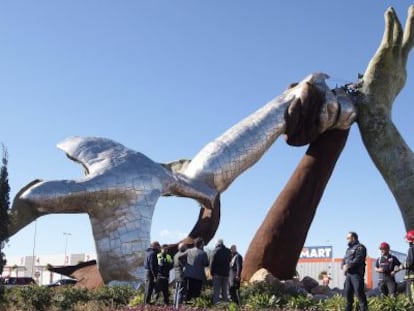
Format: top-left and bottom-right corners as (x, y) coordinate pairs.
(9, 136), (218, 286)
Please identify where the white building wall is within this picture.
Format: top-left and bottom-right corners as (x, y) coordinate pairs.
(2, 253), (97, 285)
(296, 259), (343, 288)
(297, 259), (351, 289)
(297, 246), (407, 289)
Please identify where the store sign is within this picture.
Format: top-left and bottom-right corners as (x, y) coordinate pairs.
(300, 246), (333, 258)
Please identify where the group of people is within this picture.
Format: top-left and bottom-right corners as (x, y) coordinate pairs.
(143, 242), (173, 305)
(143, 238), (243, 307)
(144, 229), (414, 310)
(342, 230), (414, 311)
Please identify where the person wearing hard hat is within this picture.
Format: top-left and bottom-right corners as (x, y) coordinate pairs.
(399, 230), (414, 304)
(374, 242), (401, 297)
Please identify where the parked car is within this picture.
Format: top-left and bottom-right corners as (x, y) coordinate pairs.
(1, 277), (36, 287)
(46, 278), (77, 287)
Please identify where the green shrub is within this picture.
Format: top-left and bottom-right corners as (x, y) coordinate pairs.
(286, 294), (313, 310)
(240, 281), (284, 301)
(244, 293), (282, 309)
(239, 281), (287, 309)
(226, 301), (241, 311)
(184, 284), (213, 308)
(90, 285), (135, 308)
(128, 292), (144, 307)
(72, 300), (112, 311)
(53, 286), (90, 311)
(367, 294), (412, 311)
(4, 282), (414, 311)
(9, 285), (52, 311)
(1, 287), (17, 310)
(186, 296), (212, 308)
(0, 285), (5, 308)
(316, 294), (345, 311)
(316, 294), (413, 311)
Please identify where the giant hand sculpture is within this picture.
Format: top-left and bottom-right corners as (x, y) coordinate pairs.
(9, 73), (355, 285)
(357, 6), (414, 228)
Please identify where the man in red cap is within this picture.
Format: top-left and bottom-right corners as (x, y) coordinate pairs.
(401, 230), (414, 304)
(375, 242), (401, 297)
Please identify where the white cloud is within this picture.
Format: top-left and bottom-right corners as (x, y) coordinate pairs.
(158, 229), (186, 242)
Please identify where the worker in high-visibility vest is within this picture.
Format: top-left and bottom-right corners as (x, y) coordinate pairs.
(154, 244), (173, 305)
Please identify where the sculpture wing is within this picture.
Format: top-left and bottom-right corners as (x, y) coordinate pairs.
(57, 136), (132, 176)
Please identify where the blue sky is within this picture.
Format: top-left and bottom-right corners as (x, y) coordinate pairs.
(1, 1), (414, 263)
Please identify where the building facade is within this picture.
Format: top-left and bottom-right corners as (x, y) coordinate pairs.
(2, 253), (96, 285)
(297, 246), (406, 289)
(3, 246), (407, 288)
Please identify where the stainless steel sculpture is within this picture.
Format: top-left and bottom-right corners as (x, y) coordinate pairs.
(10, 137), (217, 285)
(9, 73), (356, 285)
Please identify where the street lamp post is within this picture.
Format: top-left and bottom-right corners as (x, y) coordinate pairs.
(31, 220), (37, 278)
(63, 232), (71, 266)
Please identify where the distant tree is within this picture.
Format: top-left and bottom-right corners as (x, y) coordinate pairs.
(0, 144), (10, 278)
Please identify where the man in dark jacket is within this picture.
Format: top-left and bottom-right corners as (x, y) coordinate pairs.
(210, 239), (231, 304)
(341, 232), (368, 311)
(173, 242), (187, 308)
(229, 244), (243, 305)
(144, 241), (160, 304)
(181, 238), (209, 300)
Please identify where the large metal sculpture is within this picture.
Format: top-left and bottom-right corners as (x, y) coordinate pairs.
(8, 5), (414, 286)
(9, 73), (355, 285)
(9, 136), (218, 284)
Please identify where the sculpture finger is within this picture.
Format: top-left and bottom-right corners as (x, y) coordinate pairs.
(318, 90), (339, 133)
(382, 7), (396, 49)
(285, 81), (326, 146)
(402, 5), (414, 61)
(391, 9), (403, 52)
(284, 75), (355, 143)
